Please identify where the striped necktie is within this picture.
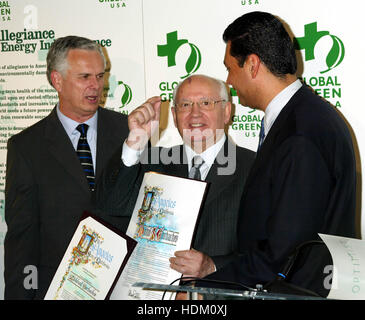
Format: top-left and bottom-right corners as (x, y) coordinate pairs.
(189, 155), (205, 180)
(76, 123), (95, 191)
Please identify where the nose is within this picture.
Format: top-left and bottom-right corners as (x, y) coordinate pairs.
(90, 75), (102, 90)
(190, 102), (202, 116)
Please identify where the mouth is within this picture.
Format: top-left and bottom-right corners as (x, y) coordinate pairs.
(189, 123), (205, 128)
(85, 95), (99, 104)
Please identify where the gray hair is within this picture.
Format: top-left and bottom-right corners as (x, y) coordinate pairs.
(46, 35), (106, 87)
(172, 74), (230, 106)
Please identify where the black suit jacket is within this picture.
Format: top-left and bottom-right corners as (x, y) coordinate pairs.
(203, 84), (357, 297)
(4, 106), (129, 299)
(96, 138), (255, 270)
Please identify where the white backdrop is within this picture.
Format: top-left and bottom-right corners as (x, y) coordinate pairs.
(0, 0), (364, 299)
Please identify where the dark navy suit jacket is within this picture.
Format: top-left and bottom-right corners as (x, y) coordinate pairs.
(202, 84), (357, 297)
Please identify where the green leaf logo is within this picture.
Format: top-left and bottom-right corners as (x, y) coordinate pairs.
(321, 35), (345, 74)
(157, 31), (202, 79)
(118, 81), (132, 108)
(294, 22), (345, 73)
(181, 43), (202, 79)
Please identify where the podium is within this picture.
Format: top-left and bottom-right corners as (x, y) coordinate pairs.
(132, 282), (327, 300)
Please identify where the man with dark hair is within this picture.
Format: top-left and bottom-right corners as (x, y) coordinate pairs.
(202, 11), (356, 297)
(223, 11), (297, 77)
(4, 36), (129, 299)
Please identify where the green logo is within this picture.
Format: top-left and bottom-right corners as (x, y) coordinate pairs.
(98, 0), (126, 9)
(118, 81), (132, 108)
(157, 31), (201, 79)
(294, 22), (345, 74)
(0, 1), (11, 22)
(241, 0), (260, 5)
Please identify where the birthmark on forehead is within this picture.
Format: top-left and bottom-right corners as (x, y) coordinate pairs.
(184, 75), (206, 86)
(185, 77), (193, 85)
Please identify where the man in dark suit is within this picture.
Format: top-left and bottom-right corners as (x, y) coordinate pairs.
(97, 74), (255, 278)
(4, 36), (129, 299)
(201, 11), (357, 297)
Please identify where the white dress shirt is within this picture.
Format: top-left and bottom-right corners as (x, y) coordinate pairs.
(184, 135), (225, 181)
(122, 134), (226, 181)
(262, 79), (302, 140)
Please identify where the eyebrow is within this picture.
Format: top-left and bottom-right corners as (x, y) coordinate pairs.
(179, 97), (212, 101)
(77, 72), (105, 76)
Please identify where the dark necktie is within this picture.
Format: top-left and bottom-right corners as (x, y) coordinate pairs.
(76, 124), (95, 191)
(257, 117), (265, 151)
(189, 155), (205, 180)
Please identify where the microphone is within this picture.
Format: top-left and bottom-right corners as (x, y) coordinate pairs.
(263, 240), (326, 297)
(277, 240), (324, 280)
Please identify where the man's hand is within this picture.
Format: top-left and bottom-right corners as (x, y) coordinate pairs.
(126, 96), (161, 150)
(169, 248), (216, 278)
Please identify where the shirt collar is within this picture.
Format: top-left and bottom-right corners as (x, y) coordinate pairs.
(56, 103), (98, 137)
(264, 79), (302, 137)
(184, 134), (226, 170)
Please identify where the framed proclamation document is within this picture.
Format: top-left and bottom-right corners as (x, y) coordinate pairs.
(44, 213), (137, 300)
(110, 171), (208, 300)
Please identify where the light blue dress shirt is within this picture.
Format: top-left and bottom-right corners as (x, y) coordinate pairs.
(56, 104), (98, 168)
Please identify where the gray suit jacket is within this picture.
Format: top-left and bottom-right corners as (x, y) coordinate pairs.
(4, 106), (129, 299)
(96, 138), (255, 270)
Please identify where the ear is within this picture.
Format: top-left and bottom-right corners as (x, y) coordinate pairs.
(223, 101), (232, 125)
(51, 70), (63, 92)
(246, 54), (261, 79)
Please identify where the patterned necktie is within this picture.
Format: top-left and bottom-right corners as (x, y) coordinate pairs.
(76, 124), (95, 191)
(189, 155), (205, 180)
(257, 117), (265, 151)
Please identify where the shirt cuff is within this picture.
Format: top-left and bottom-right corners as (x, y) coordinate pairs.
(121, 140), (144, 167)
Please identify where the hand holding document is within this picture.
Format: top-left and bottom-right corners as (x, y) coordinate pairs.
(170, 248), (216, 278)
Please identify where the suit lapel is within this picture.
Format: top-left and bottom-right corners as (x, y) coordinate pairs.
(204, 139), (237, 205)
(45, 107), (90, 193)
(94, 107), (118, 182)
(163, 145), (188, 178)
(165, 140), (238, 205)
